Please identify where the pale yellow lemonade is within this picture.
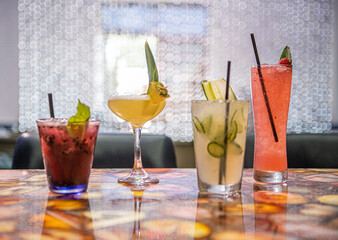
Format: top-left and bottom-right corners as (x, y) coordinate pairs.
(108, 95), (166, 127)
(192, 100), (249, 186)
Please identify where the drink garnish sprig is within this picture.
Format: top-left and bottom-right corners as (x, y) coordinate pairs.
(67, 100), (91, 139)
(68, 100), (90, 123)
(145, 41), (170, 103)
(202, 78), (237, 100)
(278, 46), (292, 65)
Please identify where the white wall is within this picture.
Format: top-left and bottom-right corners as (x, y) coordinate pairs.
(333, 0), (338, 127)
(0, 0), (337, 127)
(0, 0), (19, 124)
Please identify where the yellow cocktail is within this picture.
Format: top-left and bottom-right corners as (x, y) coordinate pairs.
(107, 41), (169, 185)
(108, 95), (165, 128)
(108, 95), (166, 185)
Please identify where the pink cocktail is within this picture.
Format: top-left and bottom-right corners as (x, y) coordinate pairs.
(251, 64), (292, 183)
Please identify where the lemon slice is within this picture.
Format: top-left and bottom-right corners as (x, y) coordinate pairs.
(66, 121), (88, 139)
(202, 78), (237, 100)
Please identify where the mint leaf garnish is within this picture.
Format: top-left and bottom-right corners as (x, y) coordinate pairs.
(280, 46), (292, 64)
(145, 41), (159, 85)
(69, 100), (90, 123)
(67, 100), (90, 139)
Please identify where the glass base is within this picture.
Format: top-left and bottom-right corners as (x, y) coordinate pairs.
(49, 184), (87, 194)
(253, 182), (288, 192)
(118, 169), (159, 185)
(198, 181), (241, 196)
(254, 169), (288, 184)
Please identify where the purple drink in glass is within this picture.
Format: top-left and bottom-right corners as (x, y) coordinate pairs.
(37, 118), (100, 194)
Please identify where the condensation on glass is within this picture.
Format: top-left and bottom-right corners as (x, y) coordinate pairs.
(18, 0), (335, 141)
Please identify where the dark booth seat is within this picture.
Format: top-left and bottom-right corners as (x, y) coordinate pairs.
(12, 133), (177, 169)
(244, 133), (338, 168)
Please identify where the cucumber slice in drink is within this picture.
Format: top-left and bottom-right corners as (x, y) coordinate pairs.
(193, 116), (205, 133)
(227, 141), (243, 155)
(202, 115), (213, 134)
(208, 119), (237, 145)
(231, 108), (245, 133)
(202, 78), (237, 100)
(227, 120), (238, 143)
(193, 115), (213, 135)
(207, 141), (242, 158)
(207, 142), (225, 158)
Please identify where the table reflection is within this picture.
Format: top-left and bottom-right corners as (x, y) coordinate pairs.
(119, 183), (152, 239)
(253, 183), (288, 240)
(41, 193), (94, 239)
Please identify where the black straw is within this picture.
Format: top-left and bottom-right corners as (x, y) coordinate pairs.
(250, 33), (278, 142)
(219, 61), (232, 185)
(48, 93), (55, 118)
(225, 61), (231, 100)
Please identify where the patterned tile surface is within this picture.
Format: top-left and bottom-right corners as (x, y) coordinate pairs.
(0, 169), (337, 239)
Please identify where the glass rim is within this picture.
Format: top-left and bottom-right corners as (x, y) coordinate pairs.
(251, 64), (292, 67)
(191, 99), (249, 104)
(36, 118), (100, 125)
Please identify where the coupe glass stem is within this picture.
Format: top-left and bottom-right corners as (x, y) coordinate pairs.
(133, 127), (143, 170)
(117, 125), (159, 185)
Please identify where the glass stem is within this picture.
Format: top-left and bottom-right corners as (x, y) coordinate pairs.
(132, 127), (143, 170)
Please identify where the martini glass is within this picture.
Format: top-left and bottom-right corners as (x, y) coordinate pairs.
(108, 94), (166, 185)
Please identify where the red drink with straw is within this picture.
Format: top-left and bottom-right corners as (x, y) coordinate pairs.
(38, 96), (100, 193)
(251, 64), (292, 183)
(37, 119), (100, 193)
(250, 34), (292, 183)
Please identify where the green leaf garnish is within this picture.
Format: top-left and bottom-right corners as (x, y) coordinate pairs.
(145, 41), (170, 101)
(68, 100), (90, 123)
(145, 41), (159, 85)
(67, 100), (90, 139)
(280, 46), (292, 64)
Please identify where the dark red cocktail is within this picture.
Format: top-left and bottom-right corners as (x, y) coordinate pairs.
(37, 118), (100, 193)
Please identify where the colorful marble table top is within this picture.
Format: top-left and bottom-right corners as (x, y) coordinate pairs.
(0, 168), (337, 239)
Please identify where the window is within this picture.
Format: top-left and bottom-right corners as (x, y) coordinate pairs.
(18, 0), (335, 141)
(100, 4), (207, 140)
